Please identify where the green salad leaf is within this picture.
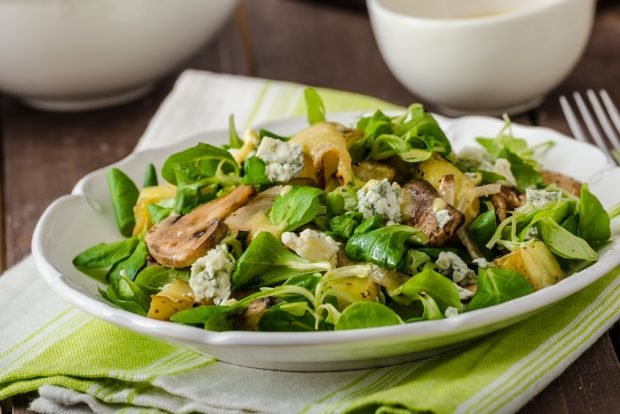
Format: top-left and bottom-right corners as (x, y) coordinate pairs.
(537, 217), (598, 261)
(107, 168), (139, 237)
(407, 293), (444, 322)
(468, 207), (498, 258)
(146, 204), (173, 225)
(100, 276), (150, 316)
(259, 129), (290, 142)
(346, 225), (428, 270)
(578, 184), (611, 243)
(228, 114), (243, 149)
(232, 231), (331, 289)
(162, 143), (239, 185)
(269, 186), (324, 232)
(304, 87), (326, 125)
(107, 239), (149, 283)
(73, 237), (139, 280)
(353, 215), (385, 235)
(497, 148), (542, 192)
(335, 302), (401, 330)
(328, 212), (363, 240)
(259, 303), (321, 332)
(397, 104), (451, 155)
(171, 304), (237, 326)
(143, 163), (158, 188)
(325, 186), (358, 216)
(393, 266), (461, 312)
(405, 250), (431, 275)
(351, 105), (450, 164)
(242, 156), (271, 186)
(162, 143), (241, 214)
(135, 265), (190, 295)
(466, 268), (533, 311)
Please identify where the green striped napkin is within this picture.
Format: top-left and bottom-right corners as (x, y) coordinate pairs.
(1, 70), (619, 414)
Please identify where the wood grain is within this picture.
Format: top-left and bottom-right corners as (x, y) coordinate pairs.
(521, 335), (620, 413)
(0, 0), (618, 413)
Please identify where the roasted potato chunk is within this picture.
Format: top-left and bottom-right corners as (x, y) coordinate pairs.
(352, 161), (396, 183)
(147, 278), (194, 321)
(493, 241), (565, 291)
(326, 277), (380, 309)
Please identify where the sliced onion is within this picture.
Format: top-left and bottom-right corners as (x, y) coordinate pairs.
(457, 227), (483, 260)
(368, 265), (410, 291)
(438, 174), (456, 206)
(224, 186), (282, 233)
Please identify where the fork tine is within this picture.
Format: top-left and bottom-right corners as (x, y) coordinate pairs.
(573, 91), (615, 164)
(600, 89), (620, 136)
(559, 95), (587, 142)
(586, 89), (620, 149)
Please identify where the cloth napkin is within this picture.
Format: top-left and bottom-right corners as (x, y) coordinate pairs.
(1, 70), (619, 414)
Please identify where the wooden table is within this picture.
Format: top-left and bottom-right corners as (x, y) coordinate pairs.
(1, 1), (619, 412)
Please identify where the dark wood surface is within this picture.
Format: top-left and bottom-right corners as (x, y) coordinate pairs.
(1, 0), (619, 413)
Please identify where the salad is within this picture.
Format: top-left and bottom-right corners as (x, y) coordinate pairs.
(73, 89), (619, 332)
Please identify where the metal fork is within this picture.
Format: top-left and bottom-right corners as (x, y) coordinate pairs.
(559, 89), (620, 165)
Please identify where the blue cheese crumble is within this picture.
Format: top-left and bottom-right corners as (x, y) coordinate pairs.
(256, 137), (304, 183)
(434, 209), (452, 230)
(444, 306), (460, 318)
(455, 283), (475, 301)
(189, 244), (235, 305)
(525, 188), (563, 209)
(357, 179), (402, 224)
(472, 257), (490, 268)
(281, 229), (340, 267)
(436, 251), (476, 285)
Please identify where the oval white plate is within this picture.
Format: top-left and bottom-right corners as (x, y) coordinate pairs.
(32, 114), (620, 371)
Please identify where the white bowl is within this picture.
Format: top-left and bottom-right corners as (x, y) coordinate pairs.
(0, 0), (237, 111)
(32, 113), (620, 371)
(367, 0), (595, 115)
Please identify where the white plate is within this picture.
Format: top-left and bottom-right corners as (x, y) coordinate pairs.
(32, 113), (620, 371)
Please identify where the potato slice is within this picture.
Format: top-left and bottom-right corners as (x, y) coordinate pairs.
(133, 184), (177, 235)
(147, 278), (194, 321)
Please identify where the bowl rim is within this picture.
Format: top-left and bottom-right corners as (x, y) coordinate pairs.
(367, 0), (584, 28)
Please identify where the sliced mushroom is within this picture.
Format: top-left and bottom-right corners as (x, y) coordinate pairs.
(491, 186), (524, 221)
(402, 179), (464, 246)
(146, 185), (255, 268)
(541, 170), (582, 197)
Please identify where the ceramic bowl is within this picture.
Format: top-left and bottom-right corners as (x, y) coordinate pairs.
(32, 113), (620, 371)
(0, 0), (237, 111)
(367, 0), (595, 115)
